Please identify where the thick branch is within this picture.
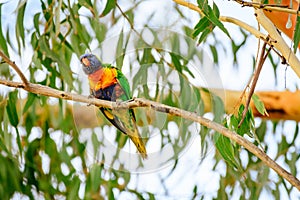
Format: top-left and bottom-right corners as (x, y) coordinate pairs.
(1, 78), (300, 190)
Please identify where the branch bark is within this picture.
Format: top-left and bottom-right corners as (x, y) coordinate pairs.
(1, 78), (300, 190)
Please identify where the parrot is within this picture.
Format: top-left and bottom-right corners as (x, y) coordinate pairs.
(80, 53), (148, 159)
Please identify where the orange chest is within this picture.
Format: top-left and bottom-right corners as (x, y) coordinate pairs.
(88, 68), (118, 91)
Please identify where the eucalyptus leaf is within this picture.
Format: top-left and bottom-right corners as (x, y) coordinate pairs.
(252, 94), (268, 116)
(101, 0), (116, 17)
(293, 16), (300, 53)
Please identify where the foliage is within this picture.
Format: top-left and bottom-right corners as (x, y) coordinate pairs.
(0, 0), (299, 199)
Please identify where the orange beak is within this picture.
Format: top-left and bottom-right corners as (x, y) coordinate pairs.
(81, 57), (90, 67)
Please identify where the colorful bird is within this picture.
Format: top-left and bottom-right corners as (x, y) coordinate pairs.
(80, 53), (147, 159)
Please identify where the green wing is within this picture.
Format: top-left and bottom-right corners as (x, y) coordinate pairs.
(116, 69), (131, 101)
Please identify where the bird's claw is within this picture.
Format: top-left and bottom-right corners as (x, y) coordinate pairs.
(115, 98), (135, 109)
(123, 97), (135, 103)
(87, 94), (95, 106)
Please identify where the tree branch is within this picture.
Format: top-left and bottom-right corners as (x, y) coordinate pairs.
(1, 78), (300, 190)
(173, 0), (300, 78)
(253, 0), (300, 77)
(234, 0), (300, 16)
(0, 51), (29, 86)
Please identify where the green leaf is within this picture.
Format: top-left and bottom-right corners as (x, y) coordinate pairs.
(256, 120), (266, 141)
(197, 0), (209, 13)
(207, 5), (230, 38)
(101, 0), (116, 17)
(252, 94), (267, 116)
(212, 95), (225, 123)
(0, 4), (8, 56)
(89, 164), (102, 192)
(132, 63), (149, 92)
(236, 104), (255, 137)
(25, 113), (34, 134)
(170, 52), (182, 73)
(194, 1), (230, 44)
(198, 28), (211, 44)
(6, 91), (19, 127)
(90, 18), (107, 44)
(209, 45), (218, 63)
(293, 16), (300, 53)
(192, 17), (210, 38)
(15, 1), (26, 50)
(23, 93), (37, 114)
(214, 132), (240, 170)
(67, 176), (80, 199)
(116, 30), (124, 67)
(141, 48), (155, 64)
(212, 2), (220, 17)
(179, 76), (191, 110)
(33, 13), (41, 35)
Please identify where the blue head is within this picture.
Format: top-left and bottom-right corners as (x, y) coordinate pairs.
(80, 54), (102, 75)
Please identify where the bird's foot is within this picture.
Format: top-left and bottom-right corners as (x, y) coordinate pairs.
(87, 94), (95, 106)
(123, 97), (136, 103)
(115, 99), (133, 109)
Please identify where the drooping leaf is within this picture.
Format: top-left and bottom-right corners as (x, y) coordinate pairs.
(252, 94), (268, 116)
(236, 104), (255, 137)
(293, 16), (300, 53)
(6, 91), (19, 127)
(101, 0), (116, 17)
(23, 93), (37, 114)
(170, 52), (182, 73)
(212, 95), (225, 123)
(33, 13), (41, 36)
(116, 30), (124, 67)
(193, 1), (230, 45)
(90, 18), (107, 44)
(214, 132), (241, 170)
(209, 44), (218, 63)
(0, 3), (8, 56)
(15, 1), (26, 50)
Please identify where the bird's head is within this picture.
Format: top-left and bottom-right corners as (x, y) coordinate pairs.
(80, 53), (102, 75)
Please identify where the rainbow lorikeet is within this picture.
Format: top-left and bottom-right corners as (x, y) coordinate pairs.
(80, 53), (147, 159)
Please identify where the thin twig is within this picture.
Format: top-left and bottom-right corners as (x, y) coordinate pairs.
(0, 51), (29, 86)
(234, 0), (300, 16)
(238, 41), (271, 127)
(0, 78), (300, 190)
